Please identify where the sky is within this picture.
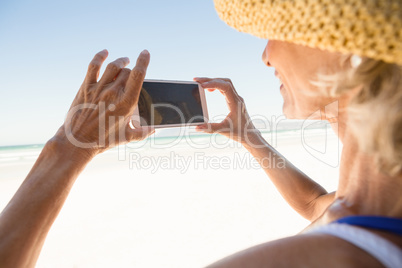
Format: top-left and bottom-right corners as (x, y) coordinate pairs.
(0, 0), (282, 146)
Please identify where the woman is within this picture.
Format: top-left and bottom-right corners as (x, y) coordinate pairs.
(0, 0), (401, 267)
(198, 1), (402, 267)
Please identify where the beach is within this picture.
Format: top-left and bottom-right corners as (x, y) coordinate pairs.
(0, 126), (340, 268)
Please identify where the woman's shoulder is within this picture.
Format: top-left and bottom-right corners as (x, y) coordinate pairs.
(207, 231), (385, 268)
(304, 222), (402, 268)
(207, 199), (402, 268)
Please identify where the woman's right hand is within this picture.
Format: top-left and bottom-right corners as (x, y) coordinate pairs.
(54, 49), (154, 160)
(193, 77), (261, 147)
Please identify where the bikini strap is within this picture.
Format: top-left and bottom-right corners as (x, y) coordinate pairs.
(334, 216), (402, 236)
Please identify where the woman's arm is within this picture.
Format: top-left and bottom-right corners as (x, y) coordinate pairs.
(194, 78), (335, 221)
(0, 49), (154, 268)
(243, 133), (336, 221)
(0, 139), (91, 267)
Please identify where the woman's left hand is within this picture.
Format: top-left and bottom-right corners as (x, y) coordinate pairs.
(193, 77), (260, 146)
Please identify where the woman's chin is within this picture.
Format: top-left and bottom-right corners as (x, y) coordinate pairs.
(282, 105), (296, 119)
(283, 105), (322, 120)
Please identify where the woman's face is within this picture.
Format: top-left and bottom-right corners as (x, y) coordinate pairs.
(262, 40), (343, 119)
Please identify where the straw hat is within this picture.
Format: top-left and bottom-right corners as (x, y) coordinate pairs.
(214, 0), (402, 65)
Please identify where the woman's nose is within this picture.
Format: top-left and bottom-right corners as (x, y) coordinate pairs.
(262, 43), (272, 67)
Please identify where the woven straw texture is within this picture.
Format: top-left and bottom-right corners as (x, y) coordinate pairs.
(214, 0), (402, 65)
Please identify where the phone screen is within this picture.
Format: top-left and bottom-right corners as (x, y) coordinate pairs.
(137, 81), (206, 126)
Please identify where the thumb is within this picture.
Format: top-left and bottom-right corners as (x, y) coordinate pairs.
(126, 125), (155, 142)
(195, 122), (227, 134)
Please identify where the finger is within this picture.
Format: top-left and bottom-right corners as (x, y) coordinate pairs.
(200, 80), (242, 110)
(114, 68), (131, 88)
(194, 77), (234, 86)
(196, 77), (239, 95)
(85, 49), (108, 84)
(216, 78), (240, 98)
(193, 77), (213, 83)
(99, 57), (130, 85)
(126, 125), (155, 142)
(194, 79), (215, 92)
(124, 50), (150, 108)
(195, 122), (228, 134)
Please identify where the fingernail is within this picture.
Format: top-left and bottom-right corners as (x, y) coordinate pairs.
(141, 49), (149, 55)
(101, 49), (108, 53)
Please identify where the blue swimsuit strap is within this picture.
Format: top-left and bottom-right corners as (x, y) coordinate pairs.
(334, 216), (402, 236)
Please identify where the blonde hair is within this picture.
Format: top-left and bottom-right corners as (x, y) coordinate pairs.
(332, 57), (402, 176)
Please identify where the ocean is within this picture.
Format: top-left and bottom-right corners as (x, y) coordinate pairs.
(0, 126), (332, 166)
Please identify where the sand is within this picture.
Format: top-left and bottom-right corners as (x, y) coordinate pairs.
(0, 128), (341, 267)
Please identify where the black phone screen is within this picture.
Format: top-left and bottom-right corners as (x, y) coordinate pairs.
(137, 81), (205, 126)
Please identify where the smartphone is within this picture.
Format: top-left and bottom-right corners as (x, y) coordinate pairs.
(131, 79), (209, 128)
